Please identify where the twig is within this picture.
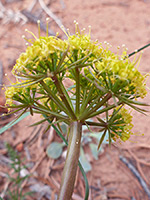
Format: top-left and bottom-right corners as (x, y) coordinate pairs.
(24, 146), (31, 160)
(121, 143), (150, 150)
(127, 149), (150, 185)
(0, 155), (12, 166)
(21, 10), (55, 36)
(0, 1), (27, 24)
(125, 148), (150, 167)
(38, 0), (67, 32)
(0, 180), (11, 198)
(0, 169), (14, 198)
(27, 0), (37, 12)
(0, 171), (8, 178)
(120, 155), (150, 198)
(26, 125), (43, 147)
(21, 152), (46, 189)
(108, 193), (130, 200)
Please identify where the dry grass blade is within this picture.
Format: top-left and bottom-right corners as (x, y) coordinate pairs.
(38, 0), (67, 32)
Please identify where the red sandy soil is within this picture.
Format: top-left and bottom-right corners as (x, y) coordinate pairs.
(0, 0), (150, 200)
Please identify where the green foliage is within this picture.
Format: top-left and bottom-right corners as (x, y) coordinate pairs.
(0, 112), (30, 135)
(46, 142), (65, 159)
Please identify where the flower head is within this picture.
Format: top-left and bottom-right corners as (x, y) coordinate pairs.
(109, 107), (133, 142)
(4, 21), (148, 144)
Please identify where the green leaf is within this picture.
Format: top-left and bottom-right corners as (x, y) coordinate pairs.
(89, 143), (100, 160)
(97, 129), (107, 150)
(67, 85), (76, 91)
(46, 142), (65, 159)
(79, 147), (92, 173)
(0, 112), (30, 135)
(60, 122), (68, 134)
(86, 131), (109, 144)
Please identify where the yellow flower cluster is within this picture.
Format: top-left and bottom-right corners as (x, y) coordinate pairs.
(12, 36), (68, 74)
(5, 86), (17, 99)
(67, 34), (101, 57)
(11, 21), (147, 101)
(119, 107), (133, 141)
(5, 80), (37, 107)
(5, 85), (19, 108)
(111, 107), (133, 142)
(95, 49), (147, 98)
(5, 21), (147, 115)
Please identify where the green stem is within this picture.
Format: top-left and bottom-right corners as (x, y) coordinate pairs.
(39, 80), (69, 115)
(75, 68), (80, 116)
(128, 43), (150, 58)
(80, 84), (95, 114)
(32, 105), (67, 119)
(59, 53), (92, 73)
(55, 47), (69, 73)
(88, 101), (123, 119)
(58, 121), (82, 200)
(80, 93), (112, 120)
(85, 120), (106, 127)
(52, 75), (77, 120)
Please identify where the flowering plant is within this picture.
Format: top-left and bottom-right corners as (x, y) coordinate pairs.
(2, 20), (149, 199)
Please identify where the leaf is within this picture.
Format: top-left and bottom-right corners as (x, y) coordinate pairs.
(97, 129), (107, 150)
(0, 112), (30, 135)
(67, 85), (76, 91)
(89, 143), (100, 160)
(79, 147), (92, 173)
(46, 142), (65, 159)
(60, 122), (68, 134)
(85, 131), (110, 144)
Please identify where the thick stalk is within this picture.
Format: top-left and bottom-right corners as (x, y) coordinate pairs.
(58, 121), (82, 200)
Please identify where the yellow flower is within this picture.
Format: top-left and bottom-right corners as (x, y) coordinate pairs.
(95, 47), (147, 98)
(5, 86), (16, 99)
(12, 36), (68, 75)
(118, 107), (133, 141)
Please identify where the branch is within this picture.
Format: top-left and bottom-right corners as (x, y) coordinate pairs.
(120, 155), (150, 198)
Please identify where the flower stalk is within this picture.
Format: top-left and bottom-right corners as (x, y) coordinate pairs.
(58, 121), (82, 200)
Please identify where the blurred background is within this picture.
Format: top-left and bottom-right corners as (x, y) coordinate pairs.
(0, 0), (150, 199)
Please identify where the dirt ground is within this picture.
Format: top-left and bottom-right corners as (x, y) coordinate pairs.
(0, 0), (150, 200)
